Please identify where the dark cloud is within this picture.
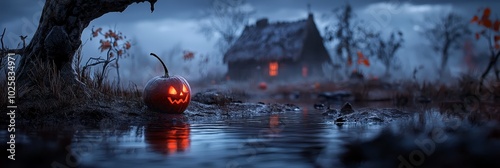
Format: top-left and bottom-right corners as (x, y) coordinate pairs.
(2, 0), (496, 25)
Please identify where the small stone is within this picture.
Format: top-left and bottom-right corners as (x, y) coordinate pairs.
(313, 103), (325, 110)
(340, 102), (354, 114)
(335, 117), (346, 122)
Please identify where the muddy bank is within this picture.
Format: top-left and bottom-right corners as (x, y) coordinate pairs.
(1, 87), (497, 129)
(0, 89), (300, 128)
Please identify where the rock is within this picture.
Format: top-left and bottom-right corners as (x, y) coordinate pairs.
(322, 109), (339, 116)
(340, 102), (354, 114)
(314, 103), (325, 110)
(335, 117), (346, 123)
(318, 91), (352, 101)
(191, 89), (233, 105)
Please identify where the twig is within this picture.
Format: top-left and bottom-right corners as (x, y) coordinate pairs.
(0, 28), (27, 57)
(20, 35), (27, 48)
(0, 49), (24, 57)
(1, 28), (5, 50)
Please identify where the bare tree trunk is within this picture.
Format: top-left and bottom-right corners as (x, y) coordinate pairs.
(479, 51), (500, 92)
(16, 0), (156, 96)
(116, 56), (121, 86)
(439, 42), (450, 77)
(494, 63), (499, 81)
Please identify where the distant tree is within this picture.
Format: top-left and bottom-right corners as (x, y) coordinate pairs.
(422, 12), (471, 77)
(199, 0), (254, 55)
(323, 3), (374, 78)
(470, 7), (500, 91)
(375, 31), (404, 77)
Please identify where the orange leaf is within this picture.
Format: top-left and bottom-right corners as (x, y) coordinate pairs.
(471, 15), (479, 23)
(356, 51), (370, 67)
(495, 35), (500, 42)
(92, 27), (102, 38)
(475, 33), (480, 40)
(117, 50), (123, 56)
(364, 60), (370, 67)
(494, 20), (500, 32)
(124, 41), (131, 50)
(113, 41), (118, 47)
(483, 19), (493, 28)
(99, 40), (111, 52)
(483, 7), (491, 18)
(495, 43), (500, 49)
(183, 51), (195, 60)
(356, 51), (365, 59)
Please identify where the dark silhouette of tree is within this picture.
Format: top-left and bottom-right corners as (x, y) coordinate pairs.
(324, 4), (355, 68)
(1, 0), (157, 98)
(81, 27), (132, 87)
(376, 31), (404, 77)
(323, 3), (374, 78)
(422, 12), (471, 77)
(199, 0), (254, 55)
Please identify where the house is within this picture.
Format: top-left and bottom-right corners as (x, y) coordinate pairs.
(223, 13), (332, 82)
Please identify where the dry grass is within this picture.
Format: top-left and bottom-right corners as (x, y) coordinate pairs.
(0, 51), (143, 126)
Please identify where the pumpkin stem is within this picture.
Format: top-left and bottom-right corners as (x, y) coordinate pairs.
(150, 53), (169, 77)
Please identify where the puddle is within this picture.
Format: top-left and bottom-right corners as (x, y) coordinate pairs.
(2, 106), (386, 168)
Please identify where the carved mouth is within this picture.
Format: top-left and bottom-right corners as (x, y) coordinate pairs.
(168, 96), (189, 104)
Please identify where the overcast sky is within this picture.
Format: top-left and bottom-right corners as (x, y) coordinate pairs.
(1, 0), (499, 85)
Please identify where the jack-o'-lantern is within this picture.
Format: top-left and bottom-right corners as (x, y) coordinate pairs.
(145, 123), (190, 155)
(143, 53), (191, 114)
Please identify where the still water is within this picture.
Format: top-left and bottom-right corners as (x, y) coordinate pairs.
(4, 107), (386, 168)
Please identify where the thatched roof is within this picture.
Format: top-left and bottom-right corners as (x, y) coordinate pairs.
(223, 17), (310, 63)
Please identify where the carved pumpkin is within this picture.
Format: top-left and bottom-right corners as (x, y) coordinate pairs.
(145, 123), (190, 155)
(143, 53), (191, 114)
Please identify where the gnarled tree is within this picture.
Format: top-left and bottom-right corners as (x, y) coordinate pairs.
(422, 12), (471, 77)
(5, 0), (157, 98)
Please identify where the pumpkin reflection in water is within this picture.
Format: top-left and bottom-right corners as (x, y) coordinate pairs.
(145, 123), (190, 155)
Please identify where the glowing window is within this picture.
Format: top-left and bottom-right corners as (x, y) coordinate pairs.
(269, 61), (278, 76)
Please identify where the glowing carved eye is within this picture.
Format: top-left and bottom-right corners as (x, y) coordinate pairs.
(182, 85), (188, 93)
(168, 86), (177, 95)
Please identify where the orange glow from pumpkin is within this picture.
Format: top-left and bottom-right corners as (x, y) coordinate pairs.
(168, 86), (177, 95)
(269, 61), (278, 76)
(167, 139), (178, 153)
(182, 84), (188, 93)
(145, 124), (191, 155)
